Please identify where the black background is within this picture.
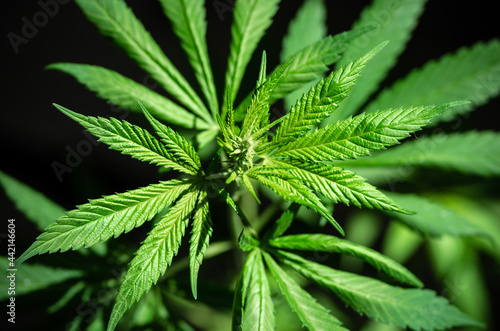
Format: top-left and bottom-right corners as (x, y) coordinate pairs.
(1, 0), (499, 330)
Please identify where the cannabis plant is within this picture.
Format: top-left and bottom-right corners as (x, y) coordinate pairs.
(3, 0), (500, 330)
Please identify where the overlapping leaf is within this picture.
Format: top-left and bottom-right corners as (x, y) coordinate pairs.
(273, 102), (467, 161)
(270, 42), (387, 145)
(277, 250), (482, 330)
(329, 0), (427, 122)
(364, 39), (500, 123)
(270, 233), (422, 287)
(262, 252), (347, 331)
(108, 189), (200, 331)
(74, 0), (210, 121)
(17, 180), (191, 264)
(341, 131), (500, 177)
(47, 63), (207, 129)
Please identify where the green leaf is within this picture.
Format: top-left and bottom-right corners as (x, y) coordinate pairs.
(240, 57), (292, 138)
(47, 63), (208, 129)
(241, 250), (275, 331)
(364, 39), (500, 123)
(271, 42), (387, 146)
(0, 170), (65, 230)
(270, 234), (422, 287)
(225, 0), (280, 104)
(262, 203), (300, 241)
(108, 189), (200, 331)
(279, 0), (326, 108)
(273, 102), (467, 161)
(74, 0), (211, 122)
(17, 180), (191, 264)
(270, 160), (407, 214)
(248, 168), (343, 235)
(233, 249), (259, 330)
(47, 281), (86, 313)
(0, 257), (83, 300)
(189, 190), (213, 299)
(277, 250), (483, 330)
(328, 0), (427, 122)
(276, 27), (375, 106)
(262, 252), (347, 331)
(384, 192), (492, 238)
(141, 104), (203, 175)
(55, 104), (197, 175)
(341, 131), (500, 177)
(159, 0), (219, 116)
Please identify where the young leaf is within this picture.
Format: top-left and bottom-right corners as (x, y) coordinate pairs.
(341, 131), (500, 177)
(270, 233), (422, 287)
(17, 180), (191, 264)
(328, 0), (427, 122)
(364, 39), (500, 123)
(279, 0), (326, 108)
(273, 102), (468, 161)
(108, 189), (200, 331)
(248, 169), (343, 235)
(262, 252), (347, 331)
(47, 63), (208, 130)
(268, 160), (407, 213)
(55, 104), (198, 175)
(241, 250), (275, 331)
(159, 0), (219, 116)
(271, 42), (387, 145)
(384, 192), (492, 238)
(224, 0), (280, 104)
(0, 170), (65, 230)
(0, 257), (83, 300)
(262, 203), (300, 241)
(74, 0), (211, 122)
(277, 250), (483, 330)
(141, 104), (203, 175)
(189, 190), (213, 299)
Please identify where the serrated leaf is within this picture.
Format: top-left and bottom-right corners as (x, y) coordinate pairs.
(364, 39), (500, 123)
(108, 189), (200, 331)
(240, 57), (293, 138)
(225, 0), (280, 104)
(269, 160), (407, 214)
(341, 131), (500, 177)
(47, 63), (208, 129)
(277, 250), (483, 330)
(248, 168), (343, 235)
(141, 104), (203, 175)
(274, 102), (467, 161)
(159, 0), (218, 116)
(55, 104), (197, 175)
(17, 180), (191, 264)
(262, 203), (300, 241)
(270, 234), (422, 287)
(328, 0), (427, 122)
(271, 42), (387, 146)
(262, 252), (347, 331)
(279, 0), (326, 108)
(276, 27), (376, 106)
(0, 170), (65, 230)
(384, 192), (491, 238)
(241, 250), (275, 331)
(233, 249), (259, 330)
(189, 190), (213, 299)
(0, 257), (83, 300)
(74, 0), (211, 122)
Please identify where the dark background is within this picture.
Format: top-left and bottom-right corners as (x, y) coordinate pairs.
(1, 0), (499, 330)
